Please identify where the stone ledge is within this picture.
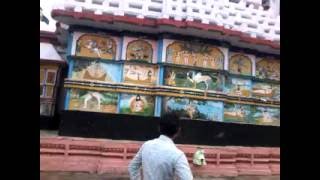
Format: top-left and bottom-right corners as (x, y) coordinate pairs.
(40, 136), (280, 177)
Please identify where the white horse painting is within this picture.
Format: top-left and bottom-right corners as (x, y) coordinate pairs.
(187, 71), (213, 90)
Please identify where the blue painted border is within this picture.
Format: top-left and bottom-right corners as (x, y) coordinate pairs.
(157, 39), (163, 63)
(64, 31), (74, 110)
(119, 36), (124, 60)
(154, 96), (162, 117)
(117, 93), (122, 113)
(119, 63), (124, 83)
(158, 65), (164, 85)
(64, 89), (71, 110)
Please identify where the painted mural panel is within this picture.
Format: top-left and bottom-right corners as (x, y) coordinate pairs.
(72, 59), (121, 82)
(252, 82), (280, 101)
(224, 103), (252, 124)
(164, 67), (224, 92)
(224, 77), (252, 97)
(68, 89), (118, 113)
(256, 59), (280, 81)
(251, 106), (280, 126)
(119, 94), (155, 116)
(229, 54), (252, 76)
(166, 41), (224, 70)
(76, 34), (117, 59)
(123, 64), (158, 85)
(126, 40), (153, 63)
(163, 97), (224, 121)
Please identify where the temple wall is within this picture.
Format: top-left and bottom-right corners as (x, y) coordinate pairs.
(63, 31), (280, 127)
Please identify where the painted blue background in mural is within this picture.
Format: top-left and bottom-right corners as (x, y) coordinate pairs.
(72, 59), (122, 83)
(251, 106), (280, 126)
(163, 97), (223, 121)
(224, 77), (252, 97)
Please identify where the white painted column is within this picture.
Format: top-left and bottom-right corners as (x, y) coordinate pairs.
(251, 55), (256, 76)
(270, 0), (280, 17)
(223, 48), (229, 71)
(162, 0), (169, 19)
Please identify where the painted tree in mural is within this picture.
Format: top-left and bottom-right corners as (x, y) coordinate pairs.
(40, 7), (49, 24)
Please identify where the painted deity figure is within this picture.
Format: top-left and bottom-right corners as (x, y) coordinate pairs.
(131, 95), (144, 112)
(82, 92), (105, 110)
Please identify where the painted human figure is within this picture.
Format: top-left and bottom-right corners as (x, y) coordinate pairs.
(104, 39), (114, 54)
(87, 61), (105, 79)
(174, 51), (181, 64)
(235, 84), (242, 96)
(237, 106), (245, 118)
(182, 51), (189, 65)
(84, 39), (102, 57)
(191, 53), (197, 66)
(203, 54), (209, 68)
(186, 103), (197, 119)
(133, 95), (144, 112)
(147, 70), (152, 80)
(261, 109), (273, 123)
(83, 92), (104, 110)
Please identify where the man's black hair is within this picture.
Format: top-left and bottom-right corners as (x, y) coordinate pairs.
(159, 113), (181, 137)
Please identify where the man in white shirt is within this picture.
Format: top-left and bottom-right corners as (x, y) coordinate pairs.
(128, 113), (193, 180)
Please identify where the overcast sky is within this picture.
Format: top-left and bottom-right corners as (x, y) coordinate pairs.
(40, 0), (62, 32)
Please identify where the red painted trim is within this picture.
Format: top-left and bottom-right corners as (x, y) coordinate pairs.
(51, 9), (280, 50)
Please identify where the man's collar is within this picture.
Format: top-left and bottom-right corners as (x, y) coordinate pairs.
(159, 135), (175, 145)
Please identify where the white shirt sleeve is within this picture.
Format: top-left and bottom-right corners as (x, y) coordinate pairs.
(174, 153), (193, 180)
(128, 145), (143, 180)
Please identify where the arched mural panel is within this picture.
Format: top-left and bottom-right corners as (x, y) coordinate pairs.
(76, 34), (117, 59)
(166, 41), (224, 70)
(256, 59), (280, 80)
(229, 54), (252, 76)
(126, 40), (153, 63)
